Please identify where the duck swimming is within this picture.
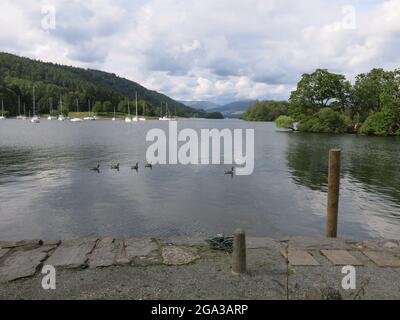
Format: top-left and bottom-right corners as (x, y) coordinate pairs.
(131, 162), (139, 171)
(90, 164), (100, 172)
(224, 167), (235, 175)
(111, 163), (120, 171)
(145, 163), (153, 170)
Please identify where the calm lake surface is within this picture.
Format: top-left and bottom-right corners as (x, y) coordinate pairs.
(0, 119), (399, 240)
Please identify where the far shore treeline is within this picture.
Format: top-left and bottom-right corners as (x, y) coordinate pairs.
(0, 52), (225, 119)
(242, 68), (400, 136)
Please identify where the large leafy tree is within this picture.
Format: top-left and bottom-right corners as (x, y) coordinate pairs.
(289, 69), (351, 120)
(351, 68), (394, 122)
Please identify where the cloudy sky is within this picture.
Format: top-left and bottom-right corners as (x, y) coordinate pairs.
(0, 0), (399, 104)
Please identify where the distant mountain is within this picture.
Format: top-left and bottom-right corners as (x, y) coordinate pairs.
(0, 52), (207, 118)
(179, 100), (221, 110)
(180, 99), (256, 118)
(210, 100), (256, 118)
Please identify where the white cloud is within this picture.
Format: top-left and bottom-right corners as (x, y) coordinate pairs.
(0, 0), (397, 103)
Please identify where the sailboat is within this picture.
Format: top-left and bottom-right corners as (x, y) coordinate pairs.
(159, 102), (172, 121)
(139, 101), (146, 121)
(132, 92), (139, 122)
(0, 99), (6, 120)
(21, 103), (27, 120)
(47, 98), (57, 120)
(70, 99), (83, 122)
(84, 100), (96, 120)
(16, 96), (24, 119)
(112, 106), (116, 121)
(125, 99), (132, 122)
(58, 97), (66, 121)
(31, 87), (40, 123)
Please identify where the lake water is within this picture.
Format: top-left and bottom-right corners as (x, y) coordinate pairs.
(0, 119), (399, 241)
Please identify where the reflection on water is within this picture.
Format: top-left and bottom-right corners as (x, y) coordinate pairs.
(286, 133), (400, 204)
(286, 132), (400, 239)
(0, 120), (399, 240)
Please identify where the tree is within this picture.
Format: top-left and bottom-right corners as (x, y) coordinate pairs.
(117, 100), (128, 113)
(350, 68), (394, 122)
(241, 100), (289, 121)
(206, 112), (224, 119)
(103, 100), (113, 112)
(289, 69), (351, 120)
(93, 101), (103, 113)
(297, 108), (348, 134)
(275, 115), (294, 129)
(359, 112), (391, 136)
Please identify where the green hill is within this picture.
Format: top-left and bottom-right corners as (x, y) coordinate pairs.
(0, 52), (207, 117)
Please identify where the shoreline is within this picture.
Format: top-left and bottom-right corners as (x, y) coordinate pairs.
(1, 236), (400, 299)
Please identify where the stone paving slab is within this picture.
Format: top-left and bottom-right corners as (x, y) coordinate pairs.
(125, 239), (160, 266)
(0, 245), (55, 283)
(114, 240), (130, 265)
(88, 238), (117, 268)
(125, 239), (158, 258)
(0, 248), (10, 260)
(162, 245), (200, 266)
(0, 240), (43, 250)
(45, 239), (97, 269)
(284, 249), (320, 266)
(289, 249), (400, 300)
(284, 236), (355, 250)
(363, 250), (400, 267)
(321, 250), (363, 266)
(355, 240), (400, 254)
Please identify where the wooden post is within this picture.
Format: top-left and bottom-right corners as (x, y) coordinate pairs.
(232, 228), (246, 275)
(326, 149), (341, 238)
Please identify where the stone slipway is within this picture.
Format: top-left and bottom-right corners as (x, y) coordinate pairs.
(0, 236), (399, 300)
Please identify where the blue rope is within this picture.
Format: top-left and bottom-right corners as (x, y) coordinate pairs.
(207, 235), (233, 253)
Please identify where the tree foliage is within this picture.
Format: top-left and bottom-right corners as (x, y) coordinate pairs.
(241, 100), (289, 121)
(270, 68), (400, 136)
(275, 115), (294, 129)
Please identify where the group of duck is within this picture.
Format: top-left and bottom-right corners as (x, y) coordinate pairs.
(90, 163), (236, 175)
(90, 162), (153, 173)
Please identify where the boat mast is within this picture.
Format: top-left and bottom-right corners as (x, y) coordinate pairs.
(18, 95), (21, 115)
(135, 92), (138, 118)
(32, 87), (36, 116)
(1, 99), (3, 116)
